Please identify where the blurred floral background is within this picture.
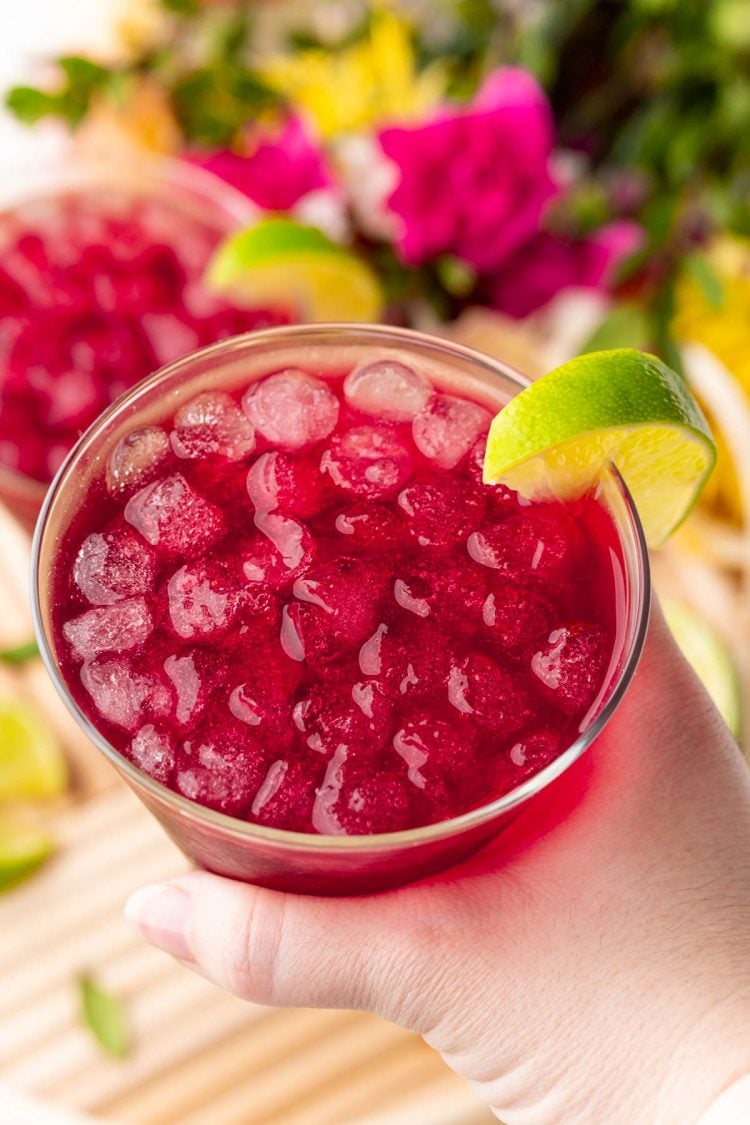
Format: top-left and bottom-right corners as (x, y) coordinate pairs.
(0, 1), (748, 1121)
(8, 0), (748, 729)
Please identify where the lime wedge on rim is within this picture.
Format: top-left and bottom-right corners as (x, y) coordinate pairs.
(483, 349), (716, 547)
(662, 598), (741, 739)
(0, 700), (66, 800)
(206, 217), (384, 322)
(0, 816), (55, 891)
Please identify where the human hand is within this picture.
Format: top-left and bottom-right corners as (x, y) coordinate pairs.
(125, 601), (750, 1124)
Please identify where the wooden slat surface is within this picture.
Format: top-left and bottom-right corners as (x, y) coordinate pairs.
(0, 505), (490, 1124)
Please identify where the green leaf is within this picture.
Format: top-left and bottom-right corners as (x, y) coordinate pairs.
(160, 0), (200, 13)
(5, 86), (56, 125)
(58, 56), (109, 90)
(79, 975), (130, 1059)
(0, 639), (39, 667)
(683, 253), (726, 309)
(582, 303), (652, 352)
(435, 255), (476, 298)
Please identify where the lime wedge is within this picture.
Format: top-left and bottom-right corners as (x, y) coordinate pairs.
(484, 349), (716, 547)
(662, 598), (741, 739)
(0, 700), (67, 800)
(207, 217), (384, 322)
(0, 816), (55, 891)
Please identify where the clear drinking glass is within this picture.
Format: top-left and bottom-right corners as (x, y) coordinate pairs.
(32, 325), (651, 894)
(0, 153), (255, 530)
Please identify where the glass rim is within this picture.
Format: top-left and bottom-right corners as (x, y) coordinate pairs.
(31, 323), (651, 854)
(0, 150), (256, 502)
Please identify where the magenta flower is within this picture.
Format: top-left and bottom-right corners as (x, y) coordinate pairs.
(378, 68), (558, 271)
(189, 115), (332, 212)
(486, 221), (644, 319)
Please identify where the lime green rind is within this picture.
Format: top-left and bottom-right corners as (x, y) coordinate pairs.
(0, 701), (67, 800)
(663, 598), (742, 739)
(484, 350), (715, 480)
(208, 217), (344, 287)
(0, 825), (55, 892)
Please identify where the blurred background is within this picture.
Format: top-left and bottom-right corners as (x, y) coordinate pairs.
(0, 1), (748, 1122)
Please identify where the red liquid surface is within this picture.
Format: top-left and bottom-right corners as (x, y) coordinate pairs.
(51, 359), (622, 835)
(0, 191), (287, 484)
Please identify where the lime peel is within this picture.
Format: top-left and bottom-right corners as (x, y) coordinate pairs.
(0, 699), (67, 800)
(0, 816), (55, 891)
(663, 598), (741, 738)
(206, 217), (384, 323)
(484, 349), (716, 548)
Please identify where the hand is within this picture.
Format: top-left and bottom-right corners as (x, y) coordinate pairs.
(125, 601), (750, 1124)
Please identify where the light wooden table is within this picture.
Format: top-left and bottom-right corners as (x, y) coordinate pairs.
(0, 505), (491, 1125)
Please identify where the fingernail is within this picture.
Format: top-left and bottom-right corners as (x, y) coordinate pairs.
(124, 883), (192, 960)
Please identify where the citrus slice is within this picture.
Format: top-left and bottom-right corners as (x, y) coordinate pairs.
(0, 815), (55, 891)
(0, 700), (67, 800)
(662, 598), (741, 739)
(206, 217), (384, 322)
(483, 349), (716, 547)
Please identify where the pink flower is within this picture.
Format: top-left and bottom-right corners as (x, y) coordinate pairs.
(189, 116), (332, 212)
(378, 68), (558, 271)
(485, 220), (644, 319)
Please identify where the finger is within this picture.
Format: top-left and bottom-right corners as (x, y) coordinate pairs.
(124, 871), (435, 1020)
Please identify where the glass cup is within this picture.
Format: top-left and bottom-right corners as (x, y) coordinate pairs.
(32, 325), (651, 894)
(0, 153), (255, 530)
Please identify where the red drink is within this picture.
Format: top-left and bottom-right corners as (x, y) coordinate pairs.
(34, 327), (648, 891)
(0, 160), (285, 524)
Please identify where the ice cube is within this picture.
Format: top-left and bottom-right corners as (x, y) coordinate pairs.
(107, 426), (171, 496)
(412, 394), (491, 469)
(170, 391), (256, 461)
(393, 710), (477, 786)
(530, 623), (610, 715)
(482, 585), (555, 655)
(164, 652), (205, 725)
(250, 513), (316, 580)
(63, 598), (153, 662)
(333, 768), (413, 835)
(81, 655), (171, 732)
(467, 509), (583, 586)
(287, 556), (387, 665)
(507, 729), (560, 777)
(246, 451), (324, 517)
(320, 424), (413, 500)
(396, 478), (486, 549)
(129, 725), (174, 784)
(73, 527), (158, 605)
(167, 559), (240, 640)
(249, 758), (320, 831)
(446, 652), (533, 734)
(242, 369), (339, 451)
(333, 503), (403, 551)
(343, 359), (432, 422)
(393, 559), (486, 632)
(124, 473), (225, 557)
(176, 719), (267, 816)
(293, 679), (392, 757)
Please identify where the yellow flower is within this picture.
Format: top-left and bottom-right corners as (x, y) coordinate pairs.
(674, 237), (750, 523)
(77, 78), (182, 158)
(260, 7), (447, 139)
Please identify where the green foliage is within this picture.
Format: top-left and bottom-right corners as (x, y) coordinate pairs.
(6, 56), (110, 128)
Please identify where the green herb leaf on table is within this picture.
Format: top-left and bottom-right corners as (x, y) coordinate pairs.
(79, 975), (130, 1059)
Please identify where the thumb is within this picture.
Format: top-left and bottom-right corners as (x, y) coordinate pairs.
(124, 870), (429, 1019)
